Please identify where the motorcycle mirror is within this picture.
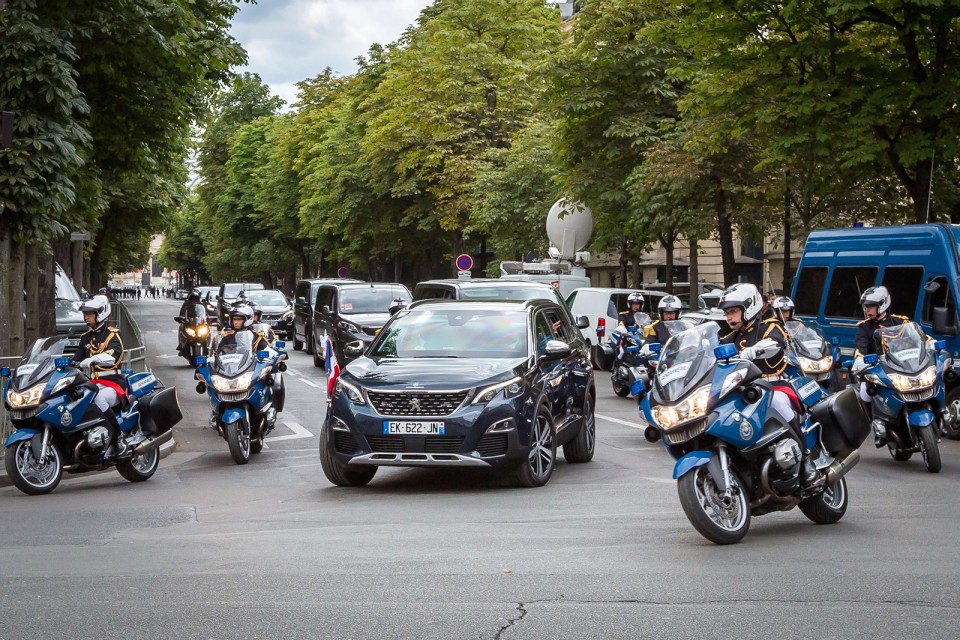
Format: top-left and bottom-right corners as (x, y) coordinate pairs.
(196, 381), (206, 394)
(196, 356), (207, 366)
(174, 316), (184, 322)
(864, 354), (878, 365)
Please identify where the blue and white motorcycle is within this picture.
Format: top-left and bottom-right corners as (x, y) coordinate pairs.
(783, 320), (840, 389)
(2, 336), (181, 495)
(853, 321), (948, 473)
(640, 323), (869, 545)
(195, 332), (287, 465)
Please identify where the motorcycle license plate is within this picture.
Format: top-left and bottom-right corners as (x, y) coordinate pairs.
(383, 421), (445, 435)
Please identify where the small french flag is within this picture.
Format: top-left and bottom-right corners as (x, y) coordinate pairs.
(325, 336), (340, 396)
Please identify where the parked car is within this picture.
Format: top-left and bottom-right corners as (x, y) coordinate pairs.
(245, 289), (294, 340)
(318, 299), (596, 488)
(217, 282), (265, 325)
(175, 289), (188, 300)
(292, 278), (362, 353)
(54, 264), (86, 353)
(310, 282), (412, 369)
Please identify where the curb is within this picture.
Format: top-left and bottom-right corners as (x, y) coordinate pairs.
(0, 437), (177, 489)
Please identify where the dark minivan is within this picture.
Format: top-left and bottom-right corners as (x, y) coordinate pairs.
(292, 278), (362, 353)
(310, 282), (412, 368)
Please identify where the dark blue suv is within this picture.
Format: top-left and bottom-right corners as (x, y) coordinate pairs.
(318, 299), (596, 488)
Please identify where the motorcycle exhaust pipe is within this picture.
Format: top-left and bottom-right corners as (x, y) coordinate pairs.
(133, 429), (174, 455)
(825, 449), (860, 487)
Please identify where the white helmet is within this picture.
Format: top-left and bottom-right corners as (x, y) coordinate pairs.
(228, 304), (254, 329)
(658, 295), (682, 313)
(860, 286), (890, 315)
(79, 294), (111, 324)
(772, 296), (795, 312)
(627, 292), (644, 306)
(718, 283), (763, 323)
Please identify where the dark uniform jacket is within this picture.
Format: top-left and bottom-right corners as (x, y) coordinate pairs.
(720, 317), (788, 378)
(618, 310), (640, 328)
(643, 319), (671, 346)
(72, 323), (124, 374)
(854, 313), (908, 358)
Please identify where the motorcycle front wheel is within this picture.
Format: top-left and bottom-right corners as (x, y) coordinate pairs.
(226, 419), (251, 465)
(677, 465), (750, 545)
(4, 439), (63, 495)
(918, 425), (942, 473)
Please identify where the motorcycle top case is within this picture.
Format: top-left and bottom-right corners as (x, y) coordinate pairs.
(810, 387), (869, 455)
(139, 386), (183, 435)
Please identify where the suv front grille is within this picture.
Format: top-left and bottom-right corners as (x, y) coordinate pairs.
(663, 418), (708, 445)
(899, 387), (934, 403)
(425, 437), (464, 453)
(476, 433), (508, 457)
(366, 436), (405, 453)
(367, 391), (469, 417)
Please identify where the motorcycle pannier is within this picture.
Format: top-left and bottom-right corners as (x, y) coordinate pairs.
(811, 387), (869, 456)
(139, 387), (183, 435)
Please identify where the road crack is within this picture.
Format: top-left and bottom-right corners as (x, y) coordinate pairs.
(493, 602), (528, 640)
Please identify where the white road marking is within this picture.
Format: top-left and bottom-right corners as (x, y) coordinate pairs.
(155, 354), (179, 359)
(264, 421), (314, 444)
(297, 377), (321, 389)
(596, 413), (646, 430)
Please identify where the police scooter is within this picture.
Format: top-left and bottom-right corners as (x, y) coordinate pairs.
(195, 333), (287, 465)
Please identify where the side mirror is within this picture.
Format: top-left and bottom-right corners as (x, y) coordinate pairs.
(932, 306), (958, 336)
(296, 296), (306, 304)
(344, 342), (364, 358)
(174, 316), (184, 323)
(543, 339), (572, 360)
(576, 315), (590, 330)
(321, 305), (332, 315)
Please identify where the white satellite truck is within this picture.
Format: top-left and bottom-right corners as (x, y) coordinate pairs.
(499, 199), (592, 300)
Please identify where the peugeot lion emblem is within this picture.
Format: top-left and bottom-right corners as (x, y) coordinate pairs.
(410, 397), (421, 413)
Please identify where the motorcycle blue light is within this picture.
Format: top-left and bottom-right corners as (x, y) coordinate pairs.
(649, 343), (662, 353)
(0, 367), (9, 377)
(713, 344), (737, 360)
(935, 340), (947, 351)
(257, 350), (270, 360)
(55, 357), (71, 368)
(831, 337), (840, 346)
(275, 341), (286, 350)
(864, 354), (878, 365)
(196, 356), (207, 366)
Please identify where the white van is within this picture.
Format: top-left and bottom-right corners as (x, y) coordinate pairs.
(499, 273), (590, 300)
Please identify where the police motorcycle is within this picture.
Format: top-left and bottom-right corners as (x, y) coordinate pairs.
(639, 322), (869, 545)
(176, 302), (212, 366)
(2, 336), (181, 495)
(783, 320), (840, 388)
(852, 322), (949, 473)
(608, 312), (653, 397)
(195, 332), (287, 465)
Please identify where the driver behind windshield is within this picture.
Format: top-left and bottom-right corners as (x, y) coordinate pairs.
(718, 283), (822, 490)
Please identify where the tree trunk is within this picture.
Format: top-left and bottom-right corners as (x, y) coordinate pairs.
(714, 184), (736, 286)
(688, 235), (699, 310)
(630, 255), (641, 289)
(619, 237), (629, 288)
(53, 238), (72, 280)
(662, 236), (675, 294)
(38, 253), (56, 337)
(0, 221), (13, 355)
(89, 237), (104, 292)
(913, 157), (933, 224)
(452, 231), (463, 277)
(782, 189), (792, 295)
(8, 241), (26, 357)
(25, 243), (40, 344)
(479, 236), (487, 276)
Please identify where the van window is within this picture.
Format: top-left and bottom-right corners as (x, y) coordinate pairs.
(793, 267), (827, 316)
(922, 276), (956, 325)
(824, 266), (877, 318)
(315, 287), (334, 313)
(296, 281), (310, 302)
(881, 266), (924, 317)
(608, 294), (630, 318)
(416, 286), (454, 300)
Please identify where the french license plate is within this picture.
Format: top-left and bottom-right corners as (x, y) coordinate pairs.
(383, 421), (445, 435)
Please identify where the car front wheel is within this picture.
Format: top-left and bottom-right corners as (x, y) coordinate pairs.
(507, 407), (556, 488)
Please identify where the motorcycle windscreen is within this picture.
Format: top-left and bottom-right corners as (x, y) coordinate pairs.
(785, 320), (829, 359)
(654, 322), (720, 402)
(12, 336), (72, 389)
(661, 319), (696, 337)
(633, 312), (652, 328)
(211, 331), (255, 377)
(876, 322), (931, 374)
(185, 303), (206, 321)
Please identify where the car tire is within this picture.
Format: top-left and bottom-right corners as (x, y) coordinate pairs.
(319, 423), (377, 487)
(293, 332), (303, 351)
(507, 406), (556, 488)
(563, 393), (595, 463)
(312, 336), (324, 368)
(305, 326), (314, 354)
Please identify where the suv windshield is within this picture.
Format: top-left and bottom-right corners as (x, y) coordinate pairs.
(223, 284), (264, 298)
(459, 285), (561, 305)
(247, 291), (288, 307)
(340, 286), (410, 315)
(55, 271), (81, 301)
(372, 308), (528, 359)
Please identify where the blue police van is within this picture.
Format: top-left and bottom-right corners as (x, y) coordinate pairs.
(791, 223), (960, 435)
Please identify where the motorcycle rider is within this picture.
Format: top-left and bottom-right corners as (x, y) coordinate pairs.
(617, 292), (645, 330)
(718, 283), (822, 489)
(643, 295), (682, 346)
(772, 295), (795, 323)
(222, 304), (270, 353)
(178, 291), (204, 355)
(249, 302), (277, 344)
(388, 298), (408, 316)
(71, 294), (128, 459)
(852, 286), (908, 446)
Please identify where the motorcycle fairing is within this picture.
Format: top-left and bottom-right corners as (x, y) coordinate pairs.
(673, 450), (711, 479)
(907, 408), (936, 427)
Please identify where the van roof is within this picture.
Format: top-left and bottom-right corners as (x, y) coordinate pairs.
(804, 223), (960, 270)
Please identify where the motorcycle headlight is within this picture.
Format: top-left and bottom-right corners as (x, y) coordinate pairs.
(473, 376), (523, 404)
(211, 372), (254, 393)
(798, 355), (832, 373)
(197, 325), (210, 337)
(889, 366), (937, 392)
(6, 382), (45, 408)
(185, 327), (196, 337)
(334, 378), (365, 405)
(652, 384), (711, 430)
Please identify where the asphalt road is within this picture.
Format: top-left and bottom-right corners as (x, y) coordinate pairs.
(1, 297), (959, 639)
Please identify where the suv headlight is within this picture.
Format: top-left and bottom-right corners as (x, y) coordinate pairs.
(334, 378), (365, 404)
(473, 377), (523, 404)
(282, 310), (294, 319)
(798, 355), (832, 373)
(889, 366), (937, 392)
(652, 385), (711, 430)
(7, 383), (45, 408)
(211, 372), (254, 393)
(338, 320), (360, 333)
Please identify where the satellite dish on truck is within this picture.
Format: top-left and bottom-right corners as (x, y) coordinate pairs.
(547, 199), (593, 260)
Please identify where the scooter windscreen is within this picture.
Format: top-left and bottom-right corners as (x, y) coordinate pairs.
(11, 336), (72, 389)
(785, 320), (829, 360)
(876, 322), (932, 374)
(654, 322), (720, 403)
(211, 331), (256, 377)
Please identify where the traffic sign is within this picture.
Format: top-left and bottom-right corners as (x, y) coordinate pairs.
(337, 266), (349, 278)
(457, 270), (471, 279)
(455, 254), (473, 271)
